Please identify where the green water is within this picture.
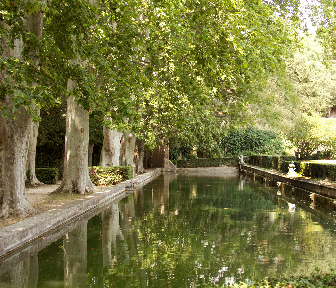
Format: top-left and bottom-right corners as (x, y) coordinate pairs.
(2, 174), (336, 287)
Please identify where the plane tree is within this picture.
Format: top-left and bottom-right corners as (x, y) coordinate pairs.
(0, 0), (63, 217)
(0, 0), (300, 217)
(132, 0), (300, 154)
(0, 0), (145, 215)
(45, 0), (146, 193)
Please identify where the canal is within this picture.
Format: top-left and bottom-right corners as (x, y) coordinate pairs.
(1, 172), (336, 287)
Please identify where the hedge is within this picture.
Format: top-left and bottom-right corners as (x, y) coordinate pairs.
(177, 157), (237, 168)
(307, 163), (336, 180)
(249, 155), (336, 181)
(249, 155), (296, 170)
(89, 166), (133, 186)
(35, 168), (59, 184)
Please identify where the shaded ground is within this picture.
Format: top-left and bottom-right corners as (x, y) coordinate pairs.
(0, 181), (106, 229)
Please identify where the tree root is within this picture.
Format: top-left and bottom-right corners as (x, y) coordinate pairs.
(0, 200), (36, 219)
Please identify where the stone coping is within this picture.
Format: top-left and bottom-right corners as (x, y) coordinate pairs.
(0, 169), (162, 259)
(240, 164), (336, 199)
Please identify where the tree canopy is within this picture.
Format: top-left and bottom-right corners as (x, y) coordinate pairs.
(1, 0), (300, 145)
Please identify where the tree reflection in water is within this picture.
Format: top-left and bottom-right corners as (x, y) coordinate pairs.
(100, 175), (336, 287)
(2, 174), (336, 287)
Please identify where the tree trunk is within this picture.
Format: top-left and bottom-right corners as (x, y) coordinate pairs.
(88, 143), (94, 167)
(0, 30), (34, 217)
(24, 6), (44, 187)
(55, 81), (95, 194)
(0, 107), (35, 218)
(0, 4), (44, 217)
(134, 138), (145, 174)
(164, 143), (170, 170)
(119, 131), (136, 173)
(100, 117), (122, 167)
(26, 109), (42, 186)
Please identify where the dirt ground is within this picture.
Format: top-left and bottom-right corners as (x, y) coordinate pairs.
(0, 181), (88, 229)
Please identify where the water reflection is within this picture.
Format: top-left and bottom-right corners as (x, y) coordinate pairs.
(0, 255), (38, 288)
(1, 174), (336, 287)
(101, 203), (120, 268)
(64, 222), (87, 288)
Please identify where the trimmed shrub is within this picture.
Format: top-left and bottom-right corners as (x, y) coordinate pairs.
(251, 155), (336, 181)
(249, 155), (295, 171)
(261, 155), (273, 168)
(36, 168), (59, 184)
(282, 156), (296, 162)
(310, 163), (329, 179)
(249, 155), (261, 166)
(299, 162), (311, 176)
(280, 160), (289, 173)
(89, 166), (133, 186)
(177, 157), (236, 168)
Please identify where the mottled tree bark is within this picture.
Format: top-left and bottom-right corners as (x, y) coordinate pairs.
(0, 5), (44, 217)
(55, 86), (95, 194)
(0, 107), (35, 217)
(119, 131), (136, 174)
(88, 143), (94, 167)
(0, 27), (33, 217)
(25, 8), (44, 187)
(100, 117), (122, 167)
(55, 0), (97, 194)
(26, 110), (42, 186)
(134, 138), (145, 174)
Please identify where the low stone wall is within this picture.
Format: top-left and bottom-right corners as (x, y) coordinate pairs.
(240, 164), (336, 199)
(0, 169), (162, 260)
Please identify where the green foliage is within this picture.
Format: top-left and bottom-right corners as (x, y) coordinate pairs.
(223, 269), (336, 288)
(298, 162), (336, 181)
(222, 127), (285, 156)
(287, 114), (336, 160)
(89, 112), (103, 147)
(313, 1), (336, 61)
(245, 35), (336, 156)
(36, 104), (66, 177)
(288, 38), (336, 116)
(1, 0), (300, 154)
(251, 156), (336, 181)
(131, 0), (299, 147)
(35, 168), (59, 184)
(89, 166), (133, 186)
(177, 157), (236, 168)
(249, 155), (296, 170)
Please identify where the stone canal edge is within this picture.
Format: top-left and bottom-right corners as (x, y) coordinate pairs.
(0, 169), (162, 259)
(240, 164), (336, 200)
